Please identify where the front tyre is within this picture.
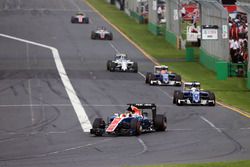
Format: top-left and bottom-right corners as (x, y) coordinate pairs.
(92, 118), (106, 136)
(130, 118), (142, 136)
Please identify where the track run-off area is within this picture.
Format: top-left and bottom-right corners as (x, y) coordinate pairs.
(0, 0), (250, 167)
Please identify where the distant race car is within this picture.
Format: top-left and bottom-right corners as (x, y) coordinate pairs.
(90, 103), (167, 136)
(145, 65), (182, 86)
(91, 27), (113, 40)
(71, 12), (89, 24)
(173, 81), (216, 106)
(107, 53), (138, 72)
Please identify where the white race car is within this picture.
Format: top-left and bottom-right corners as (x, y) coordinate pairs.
(71, 12), (89, 24)
(107, 53), (138, 73)
(91, 27), (113, 40)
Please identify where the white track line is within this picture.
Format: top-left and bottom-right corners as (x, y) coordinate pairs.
(136, 137), (148, 155)
(0, 33), (92, 132)
(108, 42), (120, 54)
(28, 80), (35, 124)
(70, 0), (81, 11)
(200, 116), (222, 133)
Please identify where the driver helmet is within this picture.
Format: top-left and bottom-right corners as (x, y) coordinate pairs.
(191, 87), (197, 92)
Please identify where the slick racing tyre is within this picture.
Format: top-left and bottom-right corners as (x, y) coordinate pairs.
(173, 90), (181, 104)
(107, 60), (112, 71)
(84, 17), (89, 24)
(176, 92), (184, 106)
(154, 115), (167, 131)
(175, 75), (181, 82)
(132, 62), (138, 73)
(91, 31), (96, 39)
(109, 33), (113, 40)
(92, 118), (106, 136)
(208, 92), (216, 106)
(130, 118), (142, 136)
(110, 62), (116, 72)
(145, 73), (152, 84)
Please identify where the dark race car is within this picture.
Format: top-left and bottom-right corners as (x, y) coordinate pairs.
(145, 65), (182, 86)
(91, 27), (113, 40)
(71, 12), (89, 24)
(90, 103), (167, 136)
(107, 53), (138, 73)
(173, 82), (216, 106)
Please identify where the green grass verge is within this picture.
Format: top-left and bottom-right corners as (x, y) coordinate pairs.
(85, 0), (250, 113)
(129, 160), (250, 167)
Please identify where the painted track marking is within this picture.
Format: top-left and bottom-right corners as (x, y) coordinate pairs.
(0, 33), (92, 132)
(200, 116), (222, 133)
(136, 137), (148, 155)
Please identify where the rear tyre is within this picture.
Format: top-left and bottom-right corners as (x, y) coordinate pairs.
(173, 90), (180, 104)
(175, 75), (181, 82)
(145, 72), (152, 84)
(71, 17), (75, 23)
(91, 31), (96, 39)
(107, 60), (112, 71)
(109, 33), (113, 40)
(154, 115), (167, 131)
(148, 74), (156, 86)
(132, 62), (138, 73)
(85, 17), (89, 24)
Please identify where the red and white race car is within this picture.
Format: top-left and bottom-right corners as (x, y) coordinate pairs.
(71, 12), (89, 24)
(90, 103), (167, 136)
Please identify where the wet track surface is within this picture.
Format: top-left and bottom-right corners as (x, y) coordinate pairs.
(0, 0), (250, 167)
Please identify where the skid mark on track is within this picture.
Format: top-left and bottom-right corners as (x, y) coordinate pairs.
(0, 138), (112, 161)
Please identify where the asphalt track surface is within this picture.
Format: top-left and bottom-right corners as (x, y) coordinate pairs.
(0, 0), (249, 167)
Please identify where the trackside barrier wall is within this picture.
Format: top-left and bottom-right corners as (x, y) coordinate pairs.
(106, 0), (115, 4)
(124, 0), (136, 16)
(199, 1), (229, 79)
(148, 0), (163, 35)
(165, 0), (181, 48)
(148, 0), (159, 35)
(115, 0), (125, 11)
(124, 0), (147, 24)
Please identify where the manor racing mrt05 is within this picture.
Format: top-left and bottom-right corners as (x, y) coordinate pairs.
(90, 104), (167, 136)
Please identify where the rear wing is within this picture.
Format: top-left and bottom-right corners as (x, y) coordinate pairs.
(154, 65), (169, 74)
(127, 103), (156, 120)
(184, 81), (201, 90)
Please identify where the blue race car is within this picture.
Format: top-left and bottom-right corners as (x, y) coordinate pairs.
(173, 82), (216, 106)
(90, 103), (167, 136)
(145, 65), (182, 86)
